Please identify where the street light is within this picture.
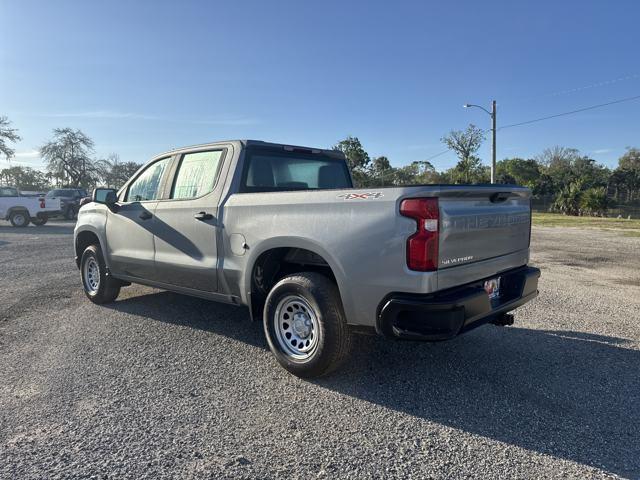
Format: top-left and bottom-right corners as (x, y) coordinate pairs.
(464, 100), (497, 183)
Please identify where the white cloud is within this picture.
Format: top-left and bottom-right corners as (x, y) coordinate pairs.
(28, 111), (259, 125)
(191, 117), (259, 126)
(35, 111), (161, 120)
(0, 150), (44, 171)
(13, 149), (40, 160)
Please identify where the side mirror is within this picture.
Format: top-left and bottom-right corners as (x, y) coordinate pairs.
(92, 188), (118, 207)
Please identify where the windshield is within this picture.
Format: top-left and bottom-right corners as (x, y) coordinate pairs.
(240, 148), (352, 193)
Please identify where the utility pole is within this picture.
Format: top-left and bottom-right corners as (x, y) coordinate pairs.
(491, 100), (496, 184)
(464, 100), (497, 183)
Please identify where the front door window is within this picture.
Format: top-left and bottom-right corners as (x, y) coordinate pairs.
(125, 157), (171, 202)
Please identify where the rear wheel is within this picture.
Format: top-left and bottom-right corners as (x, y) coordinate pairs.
(80, 244), (120, 304)
(264, 272), (352, 378)
(31, 215), (48, 226)
(9, 211), (30, 227)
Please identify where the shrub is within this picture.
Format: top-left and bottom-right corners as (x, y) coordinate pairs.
(580, 187), (611, 217)
(551, 181), (583, 215)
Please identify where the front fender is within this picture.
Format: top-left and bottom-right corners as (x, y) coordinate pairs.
(74, 205), (109, 268)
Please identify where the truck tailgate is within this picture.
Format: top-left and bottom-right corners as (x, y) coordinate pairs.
(437, 187), (531, 269)
(43, 198), (61, 212)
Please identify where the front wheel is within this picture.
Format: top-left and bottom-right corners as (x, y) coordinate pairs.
(264, 272), (352, 378)
(80, 244), (120, 304)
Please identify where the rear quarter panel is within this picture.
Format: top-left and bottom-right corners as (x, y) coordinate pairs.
(0, 197), (39, 217)
(221, 188), (435, 327)
(221, 185), (532, 328)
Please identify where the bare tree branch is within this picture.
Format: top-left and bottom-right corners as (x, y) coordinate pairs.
(40, 128), (96, 187)
(0, 116), (22, 160)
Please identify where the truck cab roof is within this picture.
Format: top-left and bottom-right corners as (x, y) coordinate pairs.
(155, 139), (345, 161)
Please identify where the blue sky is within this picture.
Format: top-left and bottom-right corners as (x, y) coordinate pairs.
(1, 0), (639, 171)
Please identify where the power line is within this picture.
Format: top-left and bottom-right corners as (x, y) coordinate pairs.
(543, 73), (640, 98)
(424, 149), (451, 161)
(419, 90), (639, 169)
(512, 72), (640, 103)
(498, 94), (640, 130)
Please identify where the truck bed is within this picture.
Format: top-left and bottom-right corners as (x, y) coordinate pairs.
(222, 183), (531, 327)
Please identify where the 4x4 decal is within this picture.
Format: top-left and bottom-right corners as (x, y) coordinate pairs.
(337, 192), (383, 200)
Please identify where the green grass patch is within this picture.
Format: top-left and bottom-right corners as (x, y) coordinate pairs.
(533, 212), (640, 233)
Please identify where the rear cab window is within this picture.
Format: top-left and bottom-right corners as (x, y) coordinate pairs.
(240, 147), (352, 193)
(46, 189), (72, 198)
(1, 187), (19, 197)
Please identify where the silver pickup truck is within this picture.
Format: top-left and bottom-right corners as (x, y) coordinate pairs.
(74, 140), (540, 377)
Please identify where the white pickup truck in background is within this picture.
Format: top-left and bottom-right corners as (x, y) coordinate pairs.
(0, 186), (61, 227)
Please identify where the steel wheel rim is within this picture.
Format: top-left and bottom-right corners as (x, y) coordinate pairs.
(13, 213), (26, 226)
(83, 256), (100, 294)
(273, 295), (320, 360)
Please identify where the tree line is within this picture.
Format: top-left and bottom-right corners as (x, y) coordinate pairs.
(333, 126), (640, 217)
(0, 116), (140, 191)
(2, 115), (639, 216)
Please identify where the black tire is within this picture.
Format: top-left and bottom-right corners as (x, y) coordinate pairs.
(31, 215), (48, 226)
(80, 244), (120, 304)
(64, 205), (77, 220)
(264, 272), (352, 378)
(9, 210), (30, 227)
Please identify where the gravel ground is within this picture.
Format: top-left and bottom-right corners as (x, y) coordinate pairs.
(0, 221), (638, 479)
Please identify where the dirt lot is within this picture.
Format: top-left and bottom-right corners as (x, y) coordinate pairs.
(0, 221), (638, 479)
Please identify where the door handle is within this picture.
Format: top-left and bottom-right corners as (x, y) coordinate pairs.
(139, 211), (153, 220)
(194, 211), (214, 221)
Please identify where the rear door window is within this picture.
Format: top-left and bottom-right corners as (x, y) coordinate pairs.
(171, 150), (224, 199)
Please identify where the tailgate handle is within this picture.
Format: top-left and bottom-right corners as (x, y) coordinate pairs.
(490, 192), (511, 203)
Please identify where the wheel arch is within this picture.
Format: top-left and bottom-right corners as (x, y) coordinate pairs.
(7, 206), (30, 217)
(75, 228), (106, 269)
(243, 237), (349, 322)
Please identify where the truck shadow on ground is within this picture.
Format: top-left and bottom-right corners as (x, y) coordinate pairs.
(108, 291), (638, 477)
(318, 327), (639, 478)
(106, 291), (267, 350)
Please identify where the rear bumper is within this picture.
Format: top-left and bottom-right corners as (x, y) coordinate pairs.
(377, 266), (540, 341)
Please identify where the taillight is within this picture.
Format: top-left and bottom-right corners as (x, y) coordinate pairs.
(400, 197), (439, 271)
(39, 198), (45, 208)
